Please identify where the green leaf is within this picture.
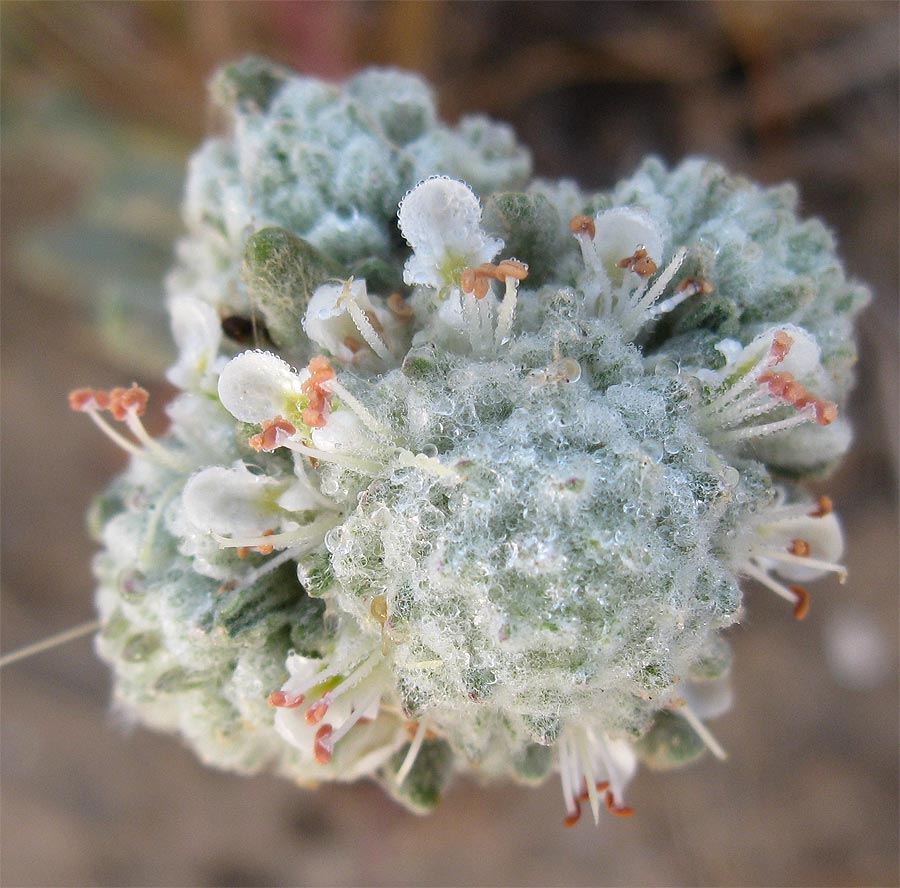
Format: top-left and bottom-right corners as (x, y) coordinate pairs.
(241, 227), (344, 348)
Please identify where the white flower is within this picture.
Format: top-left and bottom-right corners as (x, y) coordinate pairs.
(569, 207), (687, 336)
(731, 492), (846, 620)
(182, 463), (285, 537)
(271, 650), (406, 781)
(397, 177), (502, 289)
(310, 408), (376, 455)
(557, 723), (638, 826)
(217, 350), (309, 424)
(167, 296), (225, 392)
(593, 207), (667, 271)
(694, 325), (837, 448)
(303, 279), (394, 365)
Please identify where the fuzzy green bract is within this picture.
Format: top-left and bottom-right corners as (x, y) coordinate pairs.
(84, 58), (867, 825)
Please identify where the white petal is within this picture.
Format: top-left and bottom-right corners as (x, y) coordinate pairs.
(593, 207), (666, 266)
(277, 474), (329, 512)
(217, 350), (306, 423)
(398, 177), (502, 287)
(740, 324), (823, 380)
(167, 297), (222, 390)
(182, 464), (282, 536)
(303, 279), (374, 360)
(332, 714), (407, 781)
(310, 409), (371, 453)
(770, 511), (845, 582)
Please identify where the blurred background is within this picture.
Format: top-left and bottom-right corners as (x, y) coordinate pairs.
(1, 2), (897, 886)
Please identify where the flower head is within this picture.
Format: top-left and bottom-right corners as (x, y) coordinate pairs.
(397, 177), (503, 289)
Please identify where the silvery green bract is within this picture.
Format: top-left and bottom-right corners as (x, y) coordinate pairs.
(78, 58), (867, 824)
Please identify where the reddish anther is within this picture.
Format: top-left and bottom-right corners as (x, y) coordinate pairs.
(759, 371), (837, 426)
(676, 277), (714, 296)
(460, 267), (491, 299)
(568, 214), (596, 239)
(605, 790), (634, 817)
(250, 416), (297, 452)
(563, 802), (582, 827)
(301, 409), (325, 428)
(790, 539), (811, 557)
(305, 697), (330, 725)
(495, 259), (529, 281)
(790, 585), (811, 620)
(811, 495), (833, 517)
(814, 401), (838, 426)
(314, 724), (334, 764)
(769, 330), (794, 365)
(578, 781), (610, 802)
(617, 247), (658, 277)
(109, 384), (149, 420)
(69, 388), (111, 412)
(268, 690), (305, 709)
(256, 529), (275, 556)
(301, 357), (336, 428)
(461, 259), (528, 298)
(70, 384), (148, 419)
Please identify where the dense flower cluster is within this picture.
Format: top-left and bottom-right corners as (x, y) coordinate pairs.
(72, 58), (867, 822)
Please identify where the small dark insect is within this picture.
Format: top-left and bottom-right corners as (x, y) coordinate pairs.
(221, 314), (271, 346)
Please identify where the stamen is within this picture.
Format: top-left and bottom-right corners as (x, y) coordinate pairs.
(578, 780), (610, 802)
(283, 438), (383, 475)
(328, 687), (384, 747)
(323, 379), (394, 443)
(268, 690), (305, 709)
(109, 384), (149, 421)
(339, 282), (393, 362)
(650, 273), (712, 318)
(759, 372), (837, 425)
(812, 495), (833, 517)
(714, 405), (818, 443)
(575, 730), (602, 824)
(617, 246), (658, 278)
(0, 619), (101, 669)
(70, 385), (188, 471)
(314, 724), (334, 764)
(743, 561), (812, 619)
(227, 547), (305, 597)
(461, 259), (528, 305)
(395, 717), (430, 786)
(791, 585), (811, 620)
(790, 539), (811, 557)
(676, 703), (728, 761)
(69, 388), (111, 411)
(495, 274), (520, 347)
(563, 804), (582, 828)
(305, 697), (330, 724)
(702, 330), (795, 416)
(85, 409), (161, 463)
(604, 791), (634, 817)
(568, 215), (596, 240)
(765, 551), (847, 582)
(213, 514), (339, 551)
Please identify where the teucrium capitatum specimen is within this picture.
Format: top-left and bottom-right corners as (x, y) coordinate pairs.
(71, 58), (867, 825)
